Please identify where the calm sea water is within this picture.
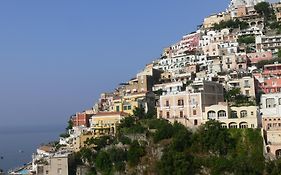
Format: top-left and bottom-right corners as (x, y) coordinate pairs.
(0, 125), (64, 172)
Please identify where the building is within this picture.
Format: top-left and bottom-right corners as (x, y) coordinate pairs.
(260, 93), (281, 159)
(96, 92), (115, 112)
(226, 74), (257, 98)
(73, 132), (95, 152)
(71, 112), (92, 127)
(203, 102), (260, 128)
(247, 51), (272, 64)
(203, 12), (231, 29)
(113, 92), (155, 115)
(256, 35), (281, 53)
(162, 32), (200, 58)
(90, 112), (129, 137)
(157, 80), (224, 128)
(35, 151), (74, 175)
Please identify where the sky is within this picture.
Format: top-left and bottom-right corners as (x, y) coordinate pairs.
(0, 0), (231, 128)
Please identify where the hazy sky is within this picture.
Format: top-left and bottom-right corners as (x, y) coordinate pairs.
(0, 1), (230, 128)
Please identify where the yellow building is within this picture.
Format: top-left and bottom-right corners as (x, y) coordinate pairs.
(73, 132), (95, 152)
(90, 112), (129, 137)
(113, 92), (155, 115)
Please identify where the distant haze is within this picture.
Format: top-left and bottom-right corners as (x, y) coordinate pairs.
(0, 1), (229, 127)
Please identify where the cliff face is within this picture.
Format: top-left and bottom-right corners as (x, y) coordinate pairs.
(71, 118), (267, 175)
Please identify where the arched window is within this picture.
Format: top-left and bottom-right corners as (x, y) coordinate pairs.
(240, 110), (247, 118)
(229, 122), (238, 128)
(239, 122), (248, 128)
(218, 110), (226, 118)
(207, 111), (216, 119)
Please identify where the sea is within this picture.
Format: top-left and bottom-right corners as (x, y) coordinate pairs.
(0, 124), (64, 173)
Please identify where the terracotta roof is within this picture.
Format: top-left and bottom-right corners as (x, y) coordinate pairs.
(38, 145), (55, 153)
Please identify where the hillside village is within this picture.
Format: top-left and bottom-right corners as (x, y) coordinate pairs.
(9, 0), (281, 175)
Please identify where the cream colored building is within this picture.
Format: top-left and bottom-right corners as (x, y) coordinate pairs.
(35, 151), (73, 175)
(227, 75), (256, 98)
(157, 81), (224, 128)
(260, 93), (281, 159)
(203, 12), (231, 28)
(203, 102), (260, 128)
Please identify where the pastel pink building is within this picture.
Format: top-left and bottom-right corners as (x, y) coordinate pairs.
(262, 78), (281, 93)
(247, 51), (272, 64)
(263, 64), (281, 76)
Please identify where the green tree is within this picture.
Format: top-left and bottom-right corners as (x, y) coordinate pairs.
(254, 2), (271, 18)
(196, 120), (234, 155)
(95, 151), (112, 175)
(153, 121), (174, 143)
(133, 106), (145, 119)
(127, 140), (145, 166)
(238, 35), (255, 44)
(157, 149), (196, 175)
(66, 118), (73, 130)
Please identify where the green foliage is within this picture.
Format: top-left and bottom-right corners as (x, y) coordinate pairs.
(84, 136), (114, 150)
(108, 148), (127, 172)
(213, 19), (249, 30)
(95, 151), (112, 175)
(157, 149), (196, 175)
(153, 120), (174, 143)
(118, 135), (131, 145)
(127, 140), (145, 166)
(133, 107), (145, 119)
(266, 158), (281, 175)
(196, 120), (234, 155)
(278, 49), (281, 58)
(238, 35), (255, 44)
(74, 118), (271, 175)
(254, 2), (272, 18)
(119, 116), (135, 128)
(77, 147), (95, 166)
(119, 115), (147, 134)
(255, 57), (281, 68)
(224, 88), (256, 106)
(66, 119), (73, 130)
(171, 123), (192, 152)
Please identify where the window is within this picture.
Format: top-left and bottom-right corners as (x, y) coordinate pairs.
(279, 98), (281, 105)
(123, 106), (127, 110)
(166, 112), (170, 118)
(178, 99), (184, 106)
(166, 100), (170, 107)
(240, 110), (247, 118)
(207, 111), (216, 119)
(218, 110), (226, 118)
(194, 119), (198, 126)
(245, 90), (250, 96)
(159, 111), (163, 118)
(180, 111), (183, 118)
(193, 109), (197, 115)
(57, 168), (62, 175)
(116, 106), (120, 112)
(266, 98), (275, 108)
(128, 105), (132, 110)
(230, 111), (238, 118)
